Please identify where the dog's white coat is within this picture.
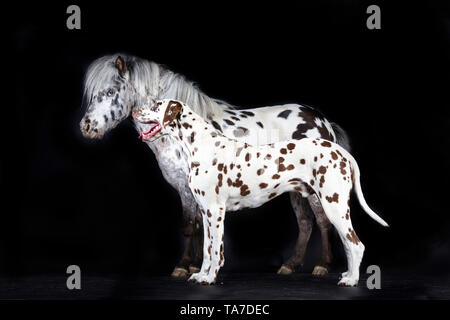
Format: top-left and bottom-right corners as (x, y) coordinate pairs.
(134, 99), (388, 286)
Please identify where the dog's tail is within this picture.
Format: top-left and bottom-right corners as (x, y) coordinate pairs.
(345, 150), (389, 227)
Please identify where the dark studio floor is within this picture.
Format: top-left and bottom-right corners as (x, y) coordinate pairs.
(0, 272), (449, 300)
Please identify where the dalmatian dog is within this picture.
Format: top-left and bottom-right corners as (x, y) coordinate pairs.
(132, 99), (389, 287)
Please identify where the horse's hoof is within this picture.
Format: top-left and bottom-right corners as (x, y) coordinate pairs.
(312, 265), (328, 276)
(277, 265), (294, 275)
(171, 267), (189, 278)
(189, 266), (201, 274)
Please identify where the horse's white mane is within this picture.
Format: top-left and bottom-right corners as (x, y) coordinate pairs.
(83, 53), (235, 119)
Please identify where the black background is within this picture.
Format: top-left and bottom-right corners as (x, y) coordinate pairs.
(7, 0), (450, 282)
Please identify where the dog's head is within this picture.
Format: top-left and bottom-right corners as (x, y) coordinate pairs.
(132, 99), (183, 141)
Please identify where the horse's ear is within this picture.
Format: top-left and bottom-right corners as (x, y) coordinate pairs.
(115, 56), (127, 77)
(163, 101), (183, 126)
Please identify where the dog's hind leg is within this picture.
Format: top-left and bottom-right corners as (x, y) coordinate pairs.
(277, 192), (314, 275)
(319, 193), (365, 287)
(309, 194), (333, 276)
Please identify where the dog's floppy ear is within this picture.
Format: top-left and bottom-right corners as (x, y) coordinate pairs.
(163, 100), (183, 126)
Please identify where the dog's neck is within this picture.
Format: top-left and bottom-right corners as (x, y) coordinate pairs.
(168, 105), (226, 160)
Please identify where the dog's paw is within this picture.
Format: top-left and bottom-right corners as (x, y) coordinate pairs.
(339, 271), (349, 279)
(337, 277), (358, 287)
(188, 272), (216, 285)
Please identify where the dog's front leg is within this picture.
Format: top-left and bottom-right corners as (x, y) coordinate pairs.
(188, 206), (225, 285)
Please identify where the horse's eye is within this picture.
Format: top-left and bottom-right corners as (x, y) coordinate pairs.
(107, 89), (115, 97)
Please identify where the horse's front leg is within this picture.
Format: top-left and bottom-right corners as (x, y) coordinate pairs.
(171, 191), (199, 277)
(189, 206), (225, 285)
(189, 209), (204, 274)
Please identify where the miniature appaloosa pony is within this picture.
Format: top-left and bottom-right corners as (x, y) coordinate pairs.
(132, 100), (388, 286)
(80, 54), (351, 277)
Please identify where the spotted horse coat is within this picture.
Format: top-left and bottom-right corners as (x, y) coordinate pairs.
(133, 99), (389, 286)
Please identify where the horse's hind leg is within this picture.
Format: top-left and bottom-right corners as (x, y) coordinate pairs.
(308, 195), (333, 276)
(277, 192), (314, 275)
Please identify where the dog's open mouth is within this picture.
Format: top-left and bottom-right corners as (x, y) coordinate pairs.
(138, 121), (162, 140)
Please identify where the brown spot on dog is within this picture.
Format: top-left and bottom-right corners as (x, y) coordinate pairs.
(326, 193), (339, 203)
(268, 192), (277, 199)
(189, 132), (196, 144)
(218, 163), (224, 171)
(287, 164), (295, 170)
(191, 161), (200, 168)
(319, 175), (325, 188)
(212, 158), (217, 166)
(224, 119), (235, 126)
(300, 159), (305, 164)
(257, 169), (265, 175)
(321, 141), (332, 147)
(265, 154), (272, 160)
(318, 166), (327, 175)
(346, 228), (360, 245)
(331, 151), (338, 160)
(287, 143), (296, 150)
(245, 153), (251, 162)
(280, 148), (287, 154)
(340, 161), (347, 175)
(259, 183), (268, 189)
(272, 174), (280, 179)
(240, 184), (250, 196)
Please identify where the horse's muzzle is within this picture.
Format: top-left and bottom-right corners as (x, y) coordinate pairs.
(80, 117), (103, 139)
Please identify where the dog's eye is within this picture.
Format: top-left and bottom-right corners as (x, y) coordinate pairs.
(107, 89), (115, 97)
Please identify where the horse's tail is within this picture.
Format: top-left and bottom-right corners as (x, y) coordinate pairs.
(331, 122), (351, 152)
(344, 150), (389, 227)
